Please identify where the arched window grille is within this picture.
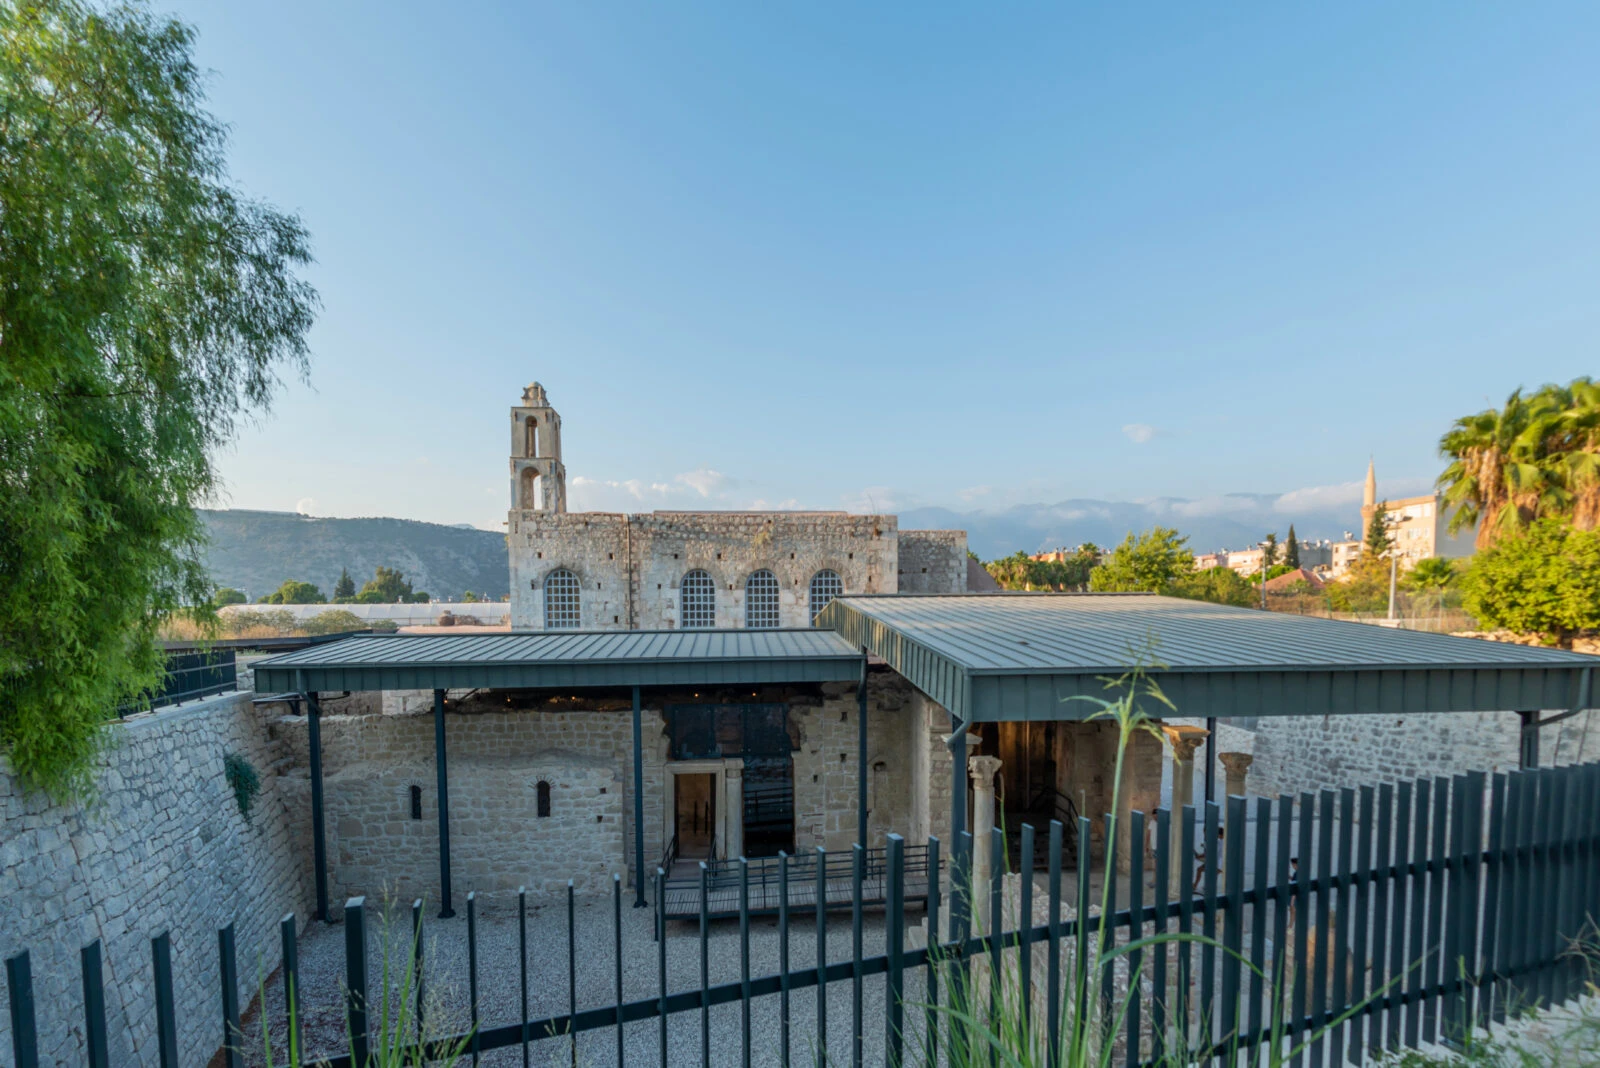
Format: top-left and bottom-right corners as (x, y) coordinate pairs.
(809, 569), (843, 623)
(680, 570), (716, 629)
(536, 780), (552, 818)
(544, 568), (580, 629)
(745, 569), (780, 629)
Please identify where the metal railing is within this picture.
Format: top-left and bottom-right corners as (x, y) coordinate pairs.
(6, 761), (1600, 1068)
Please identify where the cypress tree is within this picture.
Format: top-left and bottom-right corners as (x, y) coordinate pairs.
(1285, 525), (1301, 569)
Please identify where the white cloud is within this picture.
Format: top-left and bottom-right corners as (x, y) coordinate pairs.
(958, 485), (993, 503)
(295, 497), (317, 515)
(1170, 494), (1261, 518)
(1121, 423), (1158, 444)
(839, 486), (911, 514)
(675, 468), (732, 498)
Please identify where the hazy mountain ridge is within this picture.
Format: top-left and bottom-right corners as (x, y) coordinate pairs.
(201, 492), (1362, 599)
(199, 510), (509, 601)
(900, 497), (1359, 560)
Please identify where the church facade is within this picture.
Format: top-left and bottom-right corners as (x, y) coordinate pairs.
(506, 383), (969, 630)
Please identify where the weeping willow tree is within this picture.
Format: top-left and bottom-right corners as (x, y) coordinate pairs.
(0, 0), (316, 798)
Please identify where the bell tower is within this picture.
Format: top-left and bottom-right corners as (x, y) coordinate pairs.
(510, 382), (566, 513)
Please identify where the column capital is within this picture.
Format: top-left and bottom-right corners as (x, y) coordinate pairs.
(1218, 752), (1254, 774)
(1162, 724), (1209, 761)
(968, 754), (1003, 784)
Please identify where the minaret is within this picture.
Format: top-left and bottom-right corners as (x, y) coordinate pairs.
(1363, 457), (1377, 511)
(510, 382), (566, 513)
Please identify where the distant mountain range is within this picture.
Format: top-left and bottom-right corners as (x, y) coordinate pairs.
(199, 510), (509, 601)
(900, 495), (1363, 561)
(200, 492), (1365, 599)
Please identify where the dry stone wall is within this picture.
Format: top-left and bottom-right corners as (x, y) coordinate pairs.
(0, 692), (311, 1067)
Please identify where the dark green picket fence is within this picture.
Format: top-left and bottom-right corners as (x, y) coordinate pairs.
(6, 761), (1598, 1067)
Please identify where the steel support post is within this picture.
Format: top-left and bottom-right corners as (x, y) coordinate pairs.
(858, 654), (869, 848)
(305, 684), (329, 923)
(1204, 715), (1218, 804)
(1519, 710), (1540, 769)
(434, 688), (455, 917)
(633, 685), (647, 907)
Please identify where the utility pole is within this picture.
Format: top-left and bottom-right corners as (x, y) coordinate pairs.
(1387, 555), (1398, 620)
(1258, 540), (1270, 610)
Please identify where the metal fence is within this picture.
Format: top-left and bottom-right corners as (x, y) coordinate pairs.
(6, 761), (1599, 1067)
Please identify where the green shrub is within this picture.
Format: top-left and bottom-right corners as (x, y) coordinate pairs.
(222, 751), (260, 824)
(299, 609), (365, 636)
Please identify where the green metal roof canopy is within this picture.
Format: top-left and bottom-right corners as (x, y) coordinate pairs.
(816, 593), (1599, 723)
(251, 629), (864, 693)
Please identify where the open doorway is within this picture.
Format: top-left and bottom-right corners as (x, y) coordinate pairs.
(674, 773), (716, 860)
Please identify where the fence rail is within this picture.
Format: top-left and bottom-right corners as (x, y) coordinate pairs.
(6, 762), (1598, 1067)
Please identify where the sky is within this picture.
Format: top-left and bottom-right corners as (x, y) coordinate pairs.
(172, 2), (1600, 535)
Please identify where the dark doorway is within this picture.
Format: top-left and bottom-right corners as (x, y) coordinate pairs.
(674, 773), (716, 859)
(668, 703), (795, 857)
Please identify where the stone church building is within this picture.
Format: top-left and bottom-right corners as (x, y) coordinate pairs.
(506, 382), (971, 631)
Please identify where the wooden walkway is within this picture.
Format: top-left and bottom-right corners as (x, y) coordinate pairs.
(657, 844), (935, 921)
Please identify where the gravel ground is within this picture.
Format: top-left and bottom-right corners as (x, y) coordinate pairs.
(240, 896), (941, 1067)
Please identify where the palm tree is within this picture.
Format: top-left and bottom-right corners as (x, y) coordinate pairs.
(1403, 555), (1456, 621)
(1553, 377), (1600, 530)
(1436, 389), (1559, 549)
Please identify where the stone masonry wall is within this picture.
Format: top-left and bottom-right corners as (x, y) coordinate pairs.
(276, 679), (924, 905)
(1248, 708), (1600, 801)
(896, 529), (969, 594)
(508, 511), (901, 629)
(277, 697), (666, 909)
(0, 692), (311, 1067)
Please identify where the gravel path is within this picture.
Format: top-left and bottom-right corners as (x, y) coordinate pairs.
(241, 896), (940, 1067)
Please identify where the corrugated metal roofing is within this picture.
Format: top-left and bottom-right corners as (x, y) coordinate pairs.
(251, 629), (863, 693)
(819, 593), (1599, 723)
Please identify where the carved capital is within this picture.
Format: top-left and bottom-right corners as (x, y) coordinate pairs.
(967, 754), (1003, 786)
(1218, 752), (1254, 774)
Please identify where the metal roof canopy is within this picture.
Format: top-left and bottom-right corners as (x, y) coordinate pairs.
(817, 593), (1600, 723)
(251, 629), (865, 694)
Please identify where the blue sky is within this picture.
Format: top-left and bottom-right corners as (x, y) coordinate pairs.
(176, 2), (1600, 535)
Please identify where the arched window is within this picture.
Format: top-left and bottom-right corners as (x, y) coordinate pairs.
(520, 467), (542, 509)
(536, 780), (551, 818)
(745, 569), (780, 629)
(544, 569), (580, 629)
(680, 570), (716, 629)
(809, 569), (843, 623)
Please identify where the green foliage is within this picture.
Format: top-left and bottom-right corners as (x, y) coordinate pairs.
(212, 587), (248, 606)
(1325, 554), (1393, 614)
(984, 548), (1098, 591)
(1284, 524), (1300, 569)
(1365, 503), (1395, 556)
(260, 580), (325, 605)
(1169, 566), (1258, 608)
(222, 751), (260, 824)
(299, 609), (365, 636)
(357, 566), (418, 603)
(333, 567), (356, 600)
(461, 590), (479, 603)
(1260, 532), (1279, 569)
(1460, 519), (1600, 645)
(1437, 377), (1600, 548)
(1088, 527), (1193, 593)
(0, 1), (316, 799)
(1247, 563), (1298, 584)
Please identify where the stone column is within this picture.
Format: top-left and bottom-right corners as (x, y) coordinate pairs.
(968, 754), (1003, 925)
(1220, 752), (1254, 799)
(1163, 725), (1209, 897)
(724, 761), (744, 859)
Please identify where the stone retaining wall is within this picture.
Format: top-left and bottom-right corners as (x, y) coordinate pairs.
(0, 691), (311, 1067)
